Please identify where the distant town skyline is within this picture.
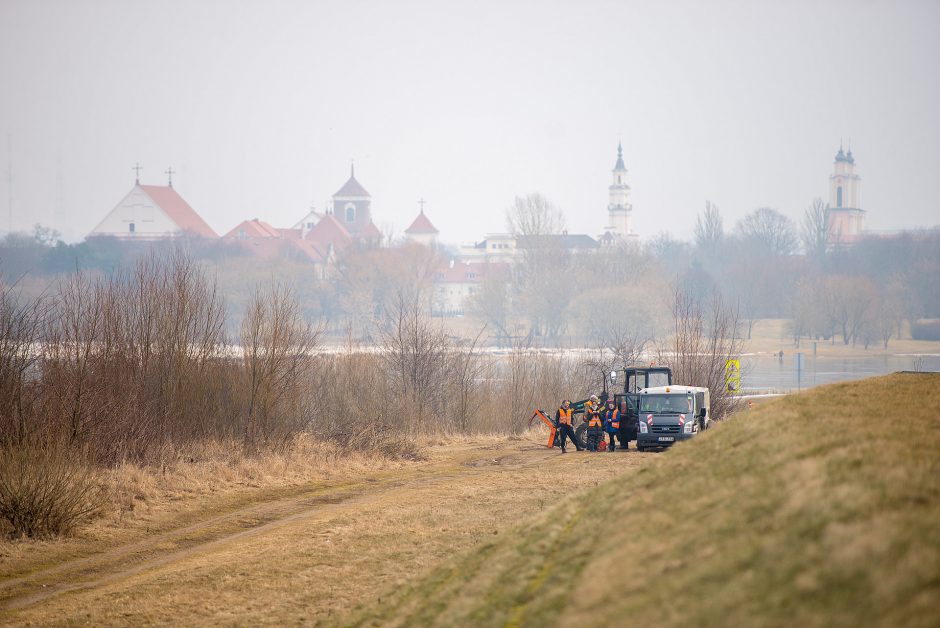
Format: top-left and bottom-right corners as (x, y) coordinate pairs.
(1, 0), (938, 244)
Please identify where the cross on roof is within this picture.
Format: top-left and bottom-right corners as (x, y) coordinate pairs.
(165, 166), (175, 187)
(132, 162), (143, 184)
(418, 197), (426, 213)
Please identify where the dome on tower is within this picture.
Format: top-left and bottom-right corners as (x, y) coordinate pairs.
(835, 147), (848, 163)
(614, 141), (626, 170)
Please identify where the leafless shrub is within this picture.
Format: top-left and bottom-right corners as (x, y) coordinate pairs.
(0, 281), (49, 449)
(0, 445), (106, 538)
(240, 283), (320, 451)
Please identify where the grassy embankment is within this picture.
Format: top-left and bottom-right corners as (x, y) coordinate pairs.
(352, 372), (940, 627)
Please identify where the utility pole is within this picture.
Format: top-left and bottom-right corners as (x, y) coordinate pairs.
(6, 133), (12, 234)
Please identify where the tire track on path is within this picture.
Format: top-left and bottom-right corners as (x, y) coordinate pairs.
(0, 443), (553, 615)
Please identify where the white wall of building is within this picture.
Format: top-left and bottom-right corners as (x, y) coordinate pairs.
(89, 186), (179, 238)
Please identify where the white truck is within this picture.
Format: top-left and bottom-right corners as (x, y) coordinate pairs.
(636, 385), (711, 451)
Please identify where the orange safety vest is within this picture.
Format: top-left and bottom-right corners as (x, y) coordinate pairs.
(557, 408), (572, 426)
(605, 409), (620, 429)
(588, 414), (602, 428)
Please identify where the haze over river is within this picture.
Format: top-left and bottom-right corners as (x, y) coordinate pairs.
(742, 352), (940, 392)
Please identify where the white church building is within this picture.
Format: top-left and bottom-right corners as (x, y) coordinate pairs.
(89, 174), (217, 239)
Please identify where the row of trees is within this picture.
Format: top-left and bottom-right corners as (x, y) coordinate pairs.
(687, 201), (939, 347)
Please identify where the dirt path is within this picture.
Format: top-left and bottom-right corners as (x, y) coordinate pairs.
(0, 438), (653, 626)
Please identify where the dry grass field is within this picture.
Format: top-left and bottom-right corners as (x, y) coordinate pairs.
(2, 373), (938, 627)
(0, 433), (649, 625)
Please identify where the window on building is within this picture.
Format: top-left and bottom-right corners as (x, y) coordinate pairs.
(129, 223), (135, 233)
(618, 175), (621, 184)
(346, 206), (356, 222)
(837, 186), (843, 208)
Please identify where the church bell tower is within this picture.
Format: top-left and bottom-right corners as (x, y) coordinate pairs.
(826, 146), (864, 245)
(606, 142), (634, 238)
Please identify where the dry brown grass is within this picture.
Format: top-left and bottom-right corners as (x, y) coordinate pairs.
(0, 434), (420, 575)
(0, 435), (647, 625)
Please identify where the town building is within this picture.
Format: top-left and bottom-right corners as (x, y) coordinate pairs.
(404, 206), (440, 247)
(222, 218), (334, 274)
(432, 260), (511, 316)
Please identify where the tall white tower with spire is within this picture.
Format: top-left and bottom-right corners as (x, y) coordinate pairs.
(826, 145), (864, 245)
(605, 142), (636, 240)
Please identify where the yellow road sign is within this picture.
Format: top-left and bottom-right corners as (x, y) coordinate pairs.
(725, 359), (741, 393)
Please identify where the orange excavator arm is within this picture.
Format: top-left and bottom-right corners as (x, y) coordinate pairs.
(528, 409), (557, 448)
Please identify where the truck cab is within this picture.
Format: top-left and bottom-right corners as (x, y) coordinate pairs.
(635, 385), (710, 451)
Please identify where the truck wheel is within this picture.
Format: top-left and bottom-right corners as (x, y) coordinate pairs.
(574, 424), (589, 450)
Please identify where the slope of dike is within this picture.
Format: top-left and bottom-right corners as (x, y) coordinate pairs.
(352, 373), (940, 627)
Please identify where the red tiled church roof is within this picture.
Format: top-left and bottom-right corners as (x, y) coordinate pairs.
(223, 218), (280, 239)
(305, 213), (353, 249)
(405, 211), (439, 235)
(140, 185), (218, 238)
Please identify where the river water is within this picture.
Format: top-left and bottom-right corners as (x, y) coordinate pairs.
(741, 352), (940, 392)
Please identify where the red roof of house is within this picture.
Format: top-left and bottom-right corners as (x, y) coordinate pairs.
(333, 174), (370, 198)
(229, 237), (329, 264)
(305, 213), (353, 250)
(140, 185), (218, 238)
(361, 220), (382, 241)
(405, 211), (439, 235)
(222, 218), (280, 239)
(288, 239), (330, 263)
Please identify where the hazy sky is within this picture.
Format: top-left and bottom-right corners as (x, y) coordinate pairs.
(1, 0), (938, 244)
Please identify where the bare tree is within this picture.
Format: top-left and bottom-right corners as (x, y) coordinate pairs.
(505, 194), (570, 342)
(737, 207), (798, 256)
(380, 290), (450, 430)
(801, 198), (831, 266)
(505, 193), (566, 239)
(827, 276), (877, 345)
(694, 201), (724, 252)
(240, 283), (320, 451)
(0, 282), (48, 448)
(469, 273), (512, 345)
(657, 284), (743, 420)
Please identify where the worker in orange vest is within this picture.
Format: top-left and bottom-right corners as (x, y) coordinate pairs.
(603, 400), (621, 452)
(586, 397), (603, 452)
(554, 400), (582, 453)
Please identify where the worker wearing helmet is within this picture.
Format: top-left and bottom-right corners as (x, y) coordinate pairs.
(554, 400), (582, 453)
(603, 400), (621, 452)
(584, 395), (600, 423)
